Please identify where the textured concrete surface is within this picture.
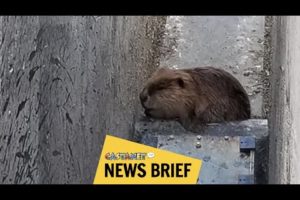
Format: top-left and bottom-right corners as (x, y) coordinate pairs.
(160, 16), (265, 118)
(262, 16), (273, 118)
(0, 16), (166, 184)
(268, 16), (300, 184)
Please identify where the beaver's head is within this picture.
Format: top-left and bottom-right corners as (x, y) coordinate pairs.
(140, 67), (198, 120)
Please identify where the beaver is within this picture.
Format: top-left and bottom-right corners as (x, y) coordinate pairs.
(139, 66), (250, 130)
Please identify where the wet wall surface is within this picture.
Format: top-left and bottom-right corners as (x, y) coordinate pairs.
(0, 16), (166, 183)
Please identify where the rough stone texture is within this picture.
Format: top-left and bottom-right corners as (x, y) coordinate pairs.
(262, 16), (273, 119)
(268, 16), (300, 184)
(0, 16), (166, 184)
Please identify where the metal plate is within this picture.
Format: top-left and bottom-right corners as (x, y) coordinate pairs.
(135, 119), (267, 184)
(156, 135), (254, 184)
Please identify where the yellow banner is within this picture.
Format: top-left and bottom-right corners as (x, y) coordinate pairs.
(94, 135), (202, 184)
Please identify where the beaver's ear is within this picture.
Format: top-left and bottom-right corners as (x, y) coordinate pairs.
(176, 78), (185, 88)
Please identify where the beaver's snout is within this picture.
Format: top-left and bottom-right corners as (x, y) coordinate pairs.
(144, 108), (154, 117)
(140, 88), (149, 108)
(140, 93), (148, 104)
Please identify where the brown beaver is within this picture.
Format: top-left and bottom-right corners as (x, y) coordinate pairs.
(139, 66), (250, 130)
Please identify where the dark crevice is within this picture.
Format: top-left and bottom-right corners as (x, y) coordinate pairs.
(66, 112), (73, 124)
(52, 150), (61, 156)
(28, 50), (36, 62)
(29, 66), (40, 82)
(16, 75), (22, 87)
(52, 77), (62, 83)
(2, 96), (9, 115)
(7, 134), (12, 146)
(63, 92), (71, 107)
(0, 32), (5, 49)
(68, 144), (73, 158)
(2, 175), (8, 183)
(16, 99), (28, 119)
(38, 111), (49, 131)
(16, 152), (24, 158)
(23, 151), (31, 163)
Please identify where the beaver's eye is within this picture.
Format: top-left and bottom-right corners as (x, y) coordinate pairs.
(176, 78), (184, 88)
(148, 85), (165, 96)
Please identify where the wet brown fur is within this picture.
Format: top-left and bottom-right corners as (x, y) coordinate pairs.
(140, 67), (251, 129)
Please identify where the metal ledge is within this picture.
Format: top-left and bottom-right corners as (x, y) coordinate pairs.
(134, 119), (268, 184)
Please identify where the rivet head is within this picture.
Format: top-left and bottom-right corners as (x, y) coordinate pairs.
(196, 135), (202, 140)
(195, 142), (201, 148)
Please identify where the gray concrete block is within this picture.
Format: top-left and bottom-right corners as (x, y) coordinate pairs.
(268, 16), (300, 184)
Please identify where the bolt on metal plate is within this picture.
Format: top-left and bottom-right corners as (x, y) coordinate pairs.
(240, 136), (255, 152)
(238, 174), (254, 184)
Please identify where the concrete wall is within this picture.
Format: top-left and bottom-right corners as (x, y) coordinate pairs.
(269, 16), (300, 184)
(0, 16), (166, 184)
(160, 16), (265, 118)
